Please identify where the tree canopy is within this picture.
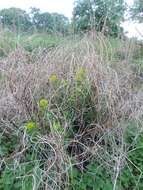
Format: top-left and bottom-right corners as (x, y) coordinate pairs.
(0, 7), (69, 34)
(73, 0), (126, 37)
(130, 0), (143, 22)
(0, 7), (31, 32)
(0, 2), (132, 38)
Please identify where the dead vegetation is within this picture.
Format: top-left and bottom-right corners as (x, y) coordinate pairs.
(0, 35), (143, 189)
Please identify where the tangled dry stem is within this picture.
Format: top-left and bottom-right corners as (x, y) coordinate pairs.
(0, 35), (143, 189)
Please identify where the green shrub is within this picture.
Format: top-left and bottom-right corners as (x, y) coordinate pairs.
(70, 162), (112, 190)
(118, 122), (143, 190)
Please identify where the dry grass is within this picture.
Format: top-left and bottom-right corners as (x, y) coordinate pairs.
(0, 35), (143, 189)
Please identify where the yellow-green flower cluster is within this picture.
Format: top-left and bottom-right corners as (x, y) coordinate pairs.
(25, 121), (37, 130)
(39, 98), (48, 110)
(52, 121), (63, 132)
(49, 74), (57, 82)
(76, 67), (87, 81)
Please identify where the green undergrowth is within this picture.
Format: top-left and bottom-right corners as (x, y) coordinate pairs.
(0, 30), (143, 65)
(1, 121), (143, 189)
(69, 121), (143, 190)
(20, 33), (64, 52)
(0, 30), (64, 57)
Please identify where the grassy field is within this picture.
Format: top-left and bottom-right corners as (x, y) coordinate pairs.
(0, 30), (66, 57)
(0, 30), (143, 190)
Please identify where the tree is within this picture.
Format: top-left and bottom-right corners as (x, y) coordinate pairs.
(51, 13), (69, 34)
(73, 0), (126, 37)
(35, 12), (53, 32)
(0, 7), (69, 35)
(30, 8), (53, 32)
(30, 7), (40, 26)
(30, 8), (69, 34)
(0, 8), (32, 32)
(130, 0), (143, 22)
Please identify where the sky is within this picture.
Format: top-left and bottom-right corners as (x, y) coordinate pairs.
(0, 0), (74, 18)
(0, 0), (143, 39)
(123, 0), (143, 39)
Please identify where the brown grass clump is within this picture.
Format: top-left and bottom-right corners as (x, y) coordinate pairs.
(0, 36), (143, 189)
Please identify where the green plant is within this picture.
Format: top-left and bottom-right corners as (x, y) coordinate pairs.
(0, 163), (33, 190)
(118, 122), (143, 190)
(70, 162), (112, 190)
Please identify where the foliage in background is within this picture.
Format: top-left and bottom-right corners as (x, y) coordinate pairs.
(130, 0), (143, 23)
(0, 7), (69, 35)
(0, 0), (127, 37)
(72, 0), (126, 37)
(0, 8), (31, 32)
